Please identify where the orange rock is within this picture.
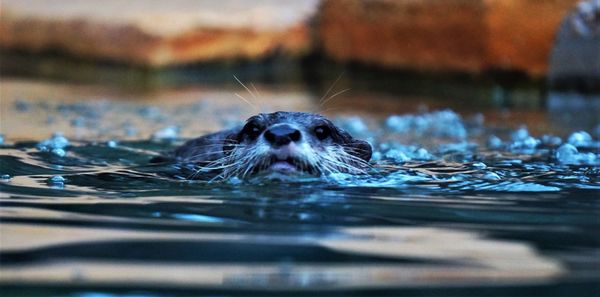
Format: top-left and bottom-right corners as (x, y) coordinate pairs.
(319, 0), (488, 72)
(319, 0), (579, 76)
(0, 0), (319, 67)
(483, 0), (580, 76)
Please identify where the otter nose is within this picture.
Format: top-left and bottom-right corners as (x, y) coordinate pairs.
(264, 124), (301, 146)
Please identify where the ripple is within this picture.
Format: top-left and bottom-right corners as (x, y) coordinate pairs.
(1, 105), (599, 294)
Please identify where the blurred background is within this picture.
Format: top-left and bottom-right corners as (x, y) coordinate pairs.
(1, 0), (598, 141)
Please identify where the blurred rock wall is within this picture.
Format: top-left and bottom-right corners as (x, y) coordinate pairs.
(0, 0), (318, 66)
(319, 0), (579, 76)
(0, 0), (581, 77)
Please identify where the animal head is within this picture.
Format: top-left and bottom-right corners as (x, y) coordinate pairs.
(221, 111), (372, 178)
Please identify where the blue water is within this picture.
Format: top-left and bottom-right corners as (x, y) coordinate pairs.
(1, 91), (599, 296)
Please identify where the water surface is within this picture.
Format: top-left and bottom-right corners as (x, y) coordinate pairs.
(1, 79), (599, 296)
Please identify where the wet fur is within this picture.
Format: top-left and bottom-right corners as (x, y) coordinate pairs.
(156, 112), (372, 180)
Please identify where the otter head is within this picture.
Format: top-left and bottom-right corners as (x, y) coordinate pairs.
(221, 111), (372, 178)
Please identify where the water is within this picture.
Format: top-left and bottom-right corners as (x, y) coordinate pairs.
(1, 80), (599, 296)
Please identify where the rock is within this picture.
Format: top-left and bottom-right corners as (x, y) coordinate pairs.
(484, 0), (578, 76)
(319, 0), (488, 72)
(319, 0), (579, 76)
(0, 0), (319, 67)
(548, 0), (600, 91)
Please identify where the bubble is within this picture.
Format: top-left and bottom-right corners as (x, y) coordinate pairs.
(47, 175), (65, 188)
(487, 135), (503, 149)
(152, 126), (180, 140)
(511, 126), (530, 142)
(51, 148), (66, 157)
(379, 142), (390, 151)
(522, 136), (540, 149)
(384, 149), (410, 163)
(438, 142), (476, 154)
(385, 115), (412, 132)
(371, 151), (382, 162)
(541, 135), (562, 146)
(37, 133), (70, 152)
(386, 110), (467, 139)
(579, 153), (597, 165)
(556, 144), (579, 164)
(336, 116), (368, 135)
(228, 177), (242, 185)
(414, 148), (433, 160)
(567, 131), (592, 147)
(482, 172), (501, 180)
(509, 136), (540, 152)
(49, 175), (64, 182)
(473, 162), (487, 169)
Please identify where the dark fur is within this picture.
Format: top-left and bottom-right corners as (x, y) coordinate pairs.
(155, 112), (372, 177)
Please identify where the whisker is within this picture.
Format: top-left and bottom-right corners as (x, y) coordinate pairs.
(233, 75), (257, 99)
(320, 88), (351, 107)
(250, 82), (261, 97)
(234, 93), (258, 111)
(319, 72), (344, 104)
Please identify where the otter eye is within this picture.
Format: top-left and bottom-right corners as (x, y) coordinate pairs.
(314, 125), (331, 140)
(242, 122), (263, 139)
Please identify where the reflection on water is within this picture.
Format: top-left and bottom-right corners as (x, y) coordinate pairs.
(0, 223), (562, 288)
(0, 79), (599, 296)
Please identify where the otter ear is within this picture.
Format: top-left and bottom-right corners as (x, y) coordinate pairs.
(346, 139), (372, 162)
(222, 133), (239, 156)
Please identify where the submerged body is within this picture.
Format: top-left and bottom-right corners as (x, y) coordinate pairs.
(158, 111), (372, 180)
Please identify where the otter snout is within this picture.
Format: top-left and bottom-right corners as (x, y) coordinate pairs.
(264, 124), (302, 147)
(168, 111), (372, 179)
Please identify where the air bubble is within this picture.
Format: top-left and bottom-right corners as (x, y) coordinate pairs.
(487, 135), (503, 149)
(556, 144), (579, 164)
(153, 126), (180, 140)
(37, 133), (70, 152)
(567, 131), (592, 147)
(511, 126), (530, 142)
(385, 149), (410, 163)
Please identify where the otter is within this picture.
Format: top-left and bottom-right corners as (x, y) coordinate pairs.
(156, 111), (372, 180)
